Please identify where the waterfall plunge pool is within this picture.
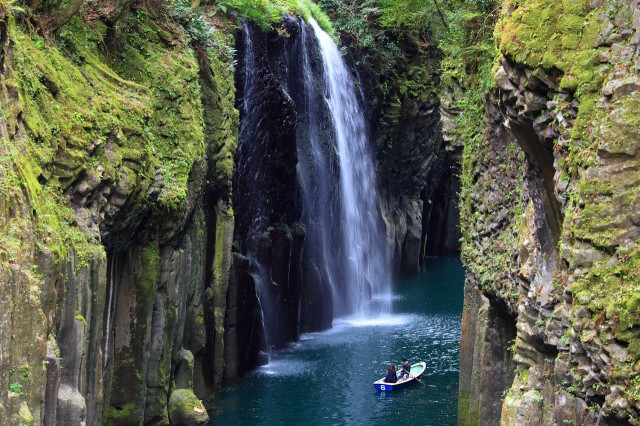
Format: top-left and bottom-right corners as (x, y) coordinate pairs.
(209, 256), (464, 425)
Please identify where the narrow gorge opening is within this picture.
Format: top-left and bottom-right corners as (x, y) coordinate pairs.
(422, 166), (462, 258)
(218, 13), (465, 426)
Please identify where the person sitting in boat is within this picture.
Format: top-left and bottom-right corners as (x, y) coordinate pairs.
(384, 364), (397, 383)
(398, 358), (411, 381)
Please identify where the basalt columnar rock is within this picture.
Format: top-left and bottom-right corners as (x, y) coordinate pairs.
(0, 4), (238, 424)
(457, 1), (640, 424)
(231, 18), (305, 370)
(370, 43), (462, 276)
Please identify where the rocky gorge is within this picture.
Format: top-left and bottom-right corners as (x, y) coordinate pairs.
(0, 0), (638, 425)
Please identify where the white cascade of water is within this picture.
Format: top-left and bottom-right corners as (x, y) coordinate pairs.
(308, 19), (391, 317)
(295, 20), (340, 323)
(241, 21), (256, 116)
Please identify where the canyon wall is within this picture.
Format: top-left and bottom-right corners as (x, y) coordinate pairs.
(458, 1), (640, 424)
(0, 3), (237, 424)
(368, 37), (461, 277)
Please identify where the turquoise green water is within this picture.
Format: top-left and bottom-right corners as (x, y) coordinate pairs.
(210, 256), (464, 425)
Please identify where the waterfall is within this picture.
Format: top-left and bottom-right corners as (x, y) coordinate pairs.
(235, 18), (392, 363)
(304, 19), (391, 317)
(241, 21), (257, 117)
(103, 255), (116, 369)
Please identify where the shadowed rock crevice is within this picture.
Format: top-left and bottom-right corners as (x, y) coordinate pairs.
(421, 162), (462, 259)
(508, 120), (562, 253)
(459, 284), (517, 426)
(374, 92), (461, 276)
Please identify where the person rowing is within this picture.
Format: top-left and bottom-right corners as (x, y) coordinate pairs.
(398, 358), (411, 381)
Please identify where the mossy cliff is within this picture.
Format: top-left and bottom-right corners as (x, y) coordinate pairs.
(456, 0), (640, 424)
(0, 1), (238, 424)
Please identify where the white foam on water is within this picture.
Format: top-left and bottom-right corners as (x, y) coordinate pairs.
(294, 313), (416, 349)
(255, 358), (312, 377)
(297, 326), (343, 344)
(334, 313), (416, 328)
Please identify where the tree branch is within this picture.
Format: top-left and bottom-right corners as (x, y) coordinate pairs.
(432, 0), (449, 31)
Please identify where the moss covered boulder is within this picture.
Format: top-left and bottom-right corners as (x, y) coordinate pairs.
(168, 389), (209, 426)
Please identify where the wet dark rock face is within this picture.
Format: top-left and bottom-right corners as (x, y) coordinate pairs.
(371, 72), (461, 277)
(232, 20), (305, 371)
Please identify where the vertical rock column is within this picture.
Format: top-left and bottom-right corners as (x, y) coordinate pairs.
(458, 285), (516, 426)
(232, 22), (303, 371)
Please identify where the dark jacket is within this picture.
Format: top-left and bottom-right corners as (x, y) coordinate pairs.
(384, 371), (397, 383)
(401, 362), (411, 375)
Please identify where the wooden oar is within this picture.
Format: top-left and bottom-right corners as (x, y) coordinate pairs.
(408, 372), (425, 386)
(401, 367), (425, 386)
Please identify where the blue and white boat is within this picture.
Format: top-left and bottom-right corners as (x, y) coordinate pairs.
(373, 362), (426, 391)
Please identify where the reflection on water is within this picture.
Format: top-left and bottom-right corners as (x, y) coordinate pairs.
(210, 257), (464, 426)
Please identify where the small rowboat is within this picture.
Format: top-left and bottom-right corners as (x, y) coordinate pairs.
(373, 361), (426, 391)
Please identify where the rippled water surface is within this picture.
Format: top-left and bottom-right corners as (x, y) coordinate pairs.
(210, 257), (464, 426)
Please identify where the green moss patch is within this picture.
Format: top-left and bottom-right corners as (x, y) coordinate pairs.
(3, 7), (223, 268)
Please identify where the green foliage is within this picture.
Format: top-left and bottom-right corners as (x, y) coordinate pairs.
(626, 374), (640, 403)
(358, 0), (498, 109)
(433, 1), (525, 305)
(204, 0), (334, 34)
(168, 1), (232, 56)
(318, 0), (403, 85)
(1, 0), (25, 16)
(377, 0), (494, 35)
(572, 243), (640, 341)
(9, 382), (23, 395)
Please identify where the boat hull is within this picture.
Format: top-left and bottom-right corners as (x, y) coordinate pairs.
(373, 362), (426, 391)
